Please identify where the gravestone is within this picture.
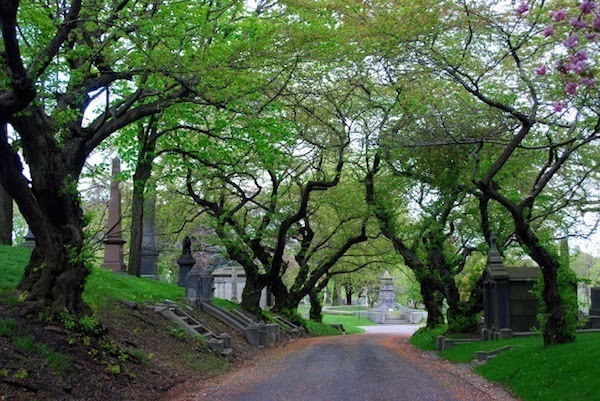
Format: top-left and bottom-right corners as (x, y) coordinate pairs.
(177, 236), (195, 286)
(140, 186), (159, 278)
(186, 266), (214, 305)
(102, 157), (126, 272)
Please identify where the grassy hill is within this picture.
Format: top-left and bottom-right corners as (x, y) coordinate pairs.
(0, 245), (255, 400)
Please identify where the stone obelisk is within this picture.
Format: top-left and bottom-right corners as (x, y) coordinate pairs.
(140, 183), (159, 278)
(102, 157), (127, 272)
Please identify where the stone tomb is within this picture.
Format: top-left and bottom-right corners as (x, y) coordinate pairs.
(212, 264), (271, 309)
(586, 287), (600, 328)
(482, 241), (540, 338)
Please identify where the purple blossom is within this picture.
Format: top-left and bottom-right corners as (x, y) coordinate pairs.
(564, 34), (579, 48)
(551, 9), (568, 21)
(543, 25), (555, 37)
(571, 60), (587, 74)
(581, 77), (596, 86)
(516, 1), (529, 14)
(570, 17), (587, 29)
(565, 82), (579, 94)
(574, 50), (588, 61)
(586, 33), (598, 40)
(553, 101), (566, 112)
(535, 64), (548, 75)
(580, 0), (597, 14)
(594, 16), (600, 29)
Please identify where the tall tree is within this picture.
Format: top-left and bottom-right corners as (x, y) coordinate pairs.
(418, 1), (600, 344)
(0, 0), (276, 315)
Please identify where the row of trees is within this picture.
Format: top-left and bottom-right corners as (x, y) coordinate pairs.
(1, 0), (597, 345)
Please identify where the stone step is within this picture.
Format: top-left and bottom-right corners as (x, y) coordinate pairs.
(383, 319), (411, 325)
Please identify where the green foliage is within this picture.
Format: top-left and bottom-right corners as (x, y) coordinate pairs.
(105, 363), (121, 375)
(279, 308), (307, 328)
(168, 324), (188, 340)
(446, 299), (481, 335)
(409, 326), (448, 351)
(0, 318), (17, 336)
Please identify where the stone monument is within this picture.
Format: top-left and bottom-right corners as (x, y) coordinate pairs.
(482, 236), (540, 339)
(102, 157), (127, 272)
(140, 185), (159, 278)
(379, 270), (397, 309)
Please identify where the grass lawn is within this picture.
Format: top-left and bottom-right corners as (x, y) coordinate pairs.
(411, 326), (600, 401)
(0, 245), (185, 311)
(0, 245), (31, 294)
(83, 265), (184, 310)
(321, 313), (378, 334)
(475, 332), (600, 401)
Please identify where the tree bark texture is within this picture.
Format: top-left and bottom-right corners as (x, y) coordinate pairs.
(0, 115), (90, 315)
(128, 119), (158, 277)
(0, 181), (13, 245)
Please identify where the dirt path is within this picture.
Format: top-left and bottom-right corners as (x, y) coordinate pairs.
(168, 333), (519, 401)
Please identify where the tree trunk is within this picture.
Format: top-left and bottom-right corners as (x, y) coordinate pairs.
(0, 182), (12, 245)
(0, 121), (89, 316)
(309, 289), (323, 322)
(240, 271), (267, 314)
(270, 275), (290, 313)
(419, 273), (445, 328)
(344, 282), (353, 305)
(332, 281), (341, 306)
(518, 229), (575, 345)
(128, 123), (157, 276)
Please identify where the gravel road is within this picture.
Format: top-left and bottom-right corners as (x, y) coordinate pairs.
(169, 332), (519, 401)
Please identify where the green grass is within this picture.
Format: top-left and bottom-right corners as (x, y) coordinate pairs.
(325, 306), (371, 312)
(305, 320), (344, 336)
(0, 318), (18, 336)
(0, 245), (184, 311)
(412, 326), (600, 401)
(83, 266), (184, 310)
(440, 335), (541, 363)
(321, 314), (377, 334)
(475, 332), (600, 401)
(13, 335), (73, 374)
(212, 297), (241, 311)
(0, 245), (31, 293)
(408, 326), (448, 351)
